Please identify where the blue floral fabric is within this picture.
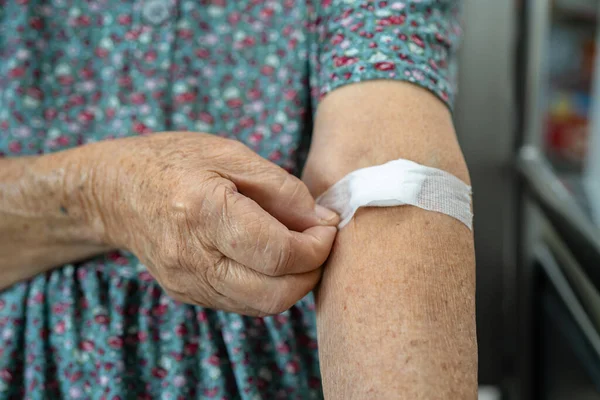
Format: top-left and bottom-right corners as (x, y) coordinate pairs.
(0, 1), (461, 398)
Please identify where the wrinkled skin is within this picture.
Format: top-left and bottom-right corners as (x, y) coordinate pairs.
(41, 132), (338, 316)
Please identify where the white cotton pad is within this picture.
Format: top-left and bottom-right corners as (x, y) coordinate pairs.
(316, 159), (473, 229)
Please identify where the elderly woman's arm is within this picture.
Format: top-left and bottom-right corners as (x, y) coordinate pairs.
(303, 81), (477, 399)
(0, 153), (110, 289)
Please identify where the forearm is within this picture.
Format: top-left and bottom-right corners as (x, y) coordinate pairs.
(0, 153), (109, 289)
(304, 82), (477, 399)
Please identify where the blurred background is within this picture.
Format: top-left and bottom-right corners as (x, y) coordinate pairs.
(457, 0), (600, 399)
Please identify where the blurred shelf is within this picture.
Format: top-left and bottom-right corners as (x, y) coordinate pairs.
(554, 0), (598, 23)
(518, 146), (600, 287)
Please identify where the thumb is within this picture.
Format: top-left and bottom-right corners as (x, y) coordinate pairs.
(225, 160), (339, 232)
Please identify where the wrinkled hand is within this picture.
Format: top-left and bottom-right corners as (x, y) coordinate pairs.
(80, 132), (339, 316)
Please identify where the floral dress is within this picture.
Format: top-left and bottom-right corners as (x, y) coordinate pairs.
(0, 1), (460, 399)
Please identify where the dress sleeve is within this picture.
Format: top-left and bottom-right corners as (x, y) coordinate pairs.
(310, 0), (462, 110)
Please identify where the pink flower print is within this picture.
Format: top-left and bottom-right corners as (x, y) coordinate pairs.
(285, 361), (299, 374)
(178, 29), (194, 39)
(8, 141), (22, 154)
(204, 388), (218, 398)
(80, 340), (95, 352)
(331, 33), (344, 45)
(117, 14), (132, 25)
(239, 116), (255, 128)
(276, 343), (290, 354)
(378, 14), (406, 26)
(54, 321), (66, 335)
(0, 369), (12, 382)
(95, 47), (109, 58)
(107, 336), (123, 349)
(269, 150), (282, 162)
(261, 65), (275, 76)
(173, 375), (186, 387)
(94, 314), (109, 325)
(133, 122), (151, 135)
(334, 56), (358, 67)
(130, 92), (146, 105)
(249, 132), (263, 145)
(228, 12), (241, 25)
(175, 92), (196, 104)
(207, 355), (220, 366)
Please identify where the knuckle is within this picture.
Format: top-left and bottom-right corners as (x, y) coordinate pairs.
(206, 256), (230, 295)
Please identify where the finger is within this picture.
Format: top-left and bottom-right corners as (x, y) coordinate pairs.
(210, 185), (337, 276)
(168, 288), (265, 317)
(217, 141), (339, 231)
(206, 256), (322, 316)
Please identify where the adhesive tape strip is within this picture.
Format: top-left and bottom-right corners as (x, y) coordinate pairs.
(316, 159), (473, 229)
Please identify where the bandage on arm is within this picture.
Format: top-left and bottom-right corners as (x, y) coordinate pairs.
(316, 158), (473, 229)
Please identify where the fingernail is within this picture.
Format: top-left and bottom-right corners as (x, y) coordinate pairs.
(315, 204), (338, 222)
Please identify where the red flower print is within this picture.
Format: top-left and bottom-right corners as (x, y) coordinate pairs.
(184, 342), (199, 355)
(411, 34), (425, 48)
(374, 61), (395, 71)
(226, 98), (243, 108)
(107, 336), (123, 349)
(350, 22), (364, 32)
(208, 355), (220, 366)
(29, 17), (44, 30)
(74, 15), (91, 27)
(80, 67), (94, 80)
(175, 324), (188, 337)
(152, 303), (168, 316)
(8, 67), (26, 79)
(151, 367), (167, 379)
(261, 65), (275, 76)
